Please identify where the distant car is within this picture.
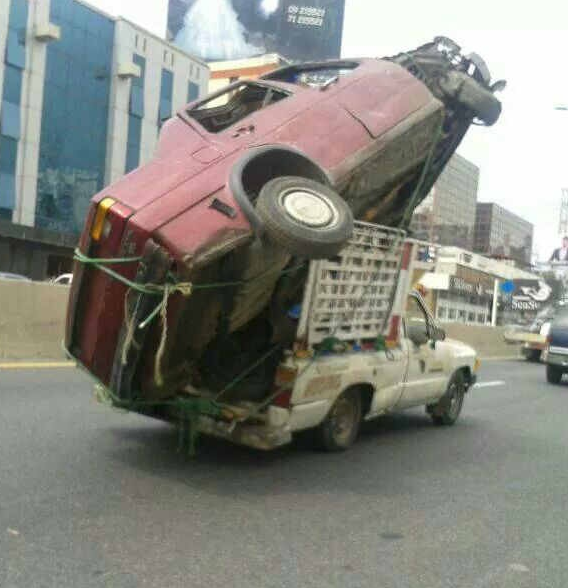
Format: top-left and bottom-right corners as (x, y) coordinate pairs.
(544, 307), (568, 383)
(51, 273), (73, 286)
(0, 272), (31, 282)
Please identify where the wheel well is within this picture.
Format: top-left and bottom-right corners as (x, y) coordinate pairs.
(458, 366), (473, 388)
(241, 148), (330, 200)
(230, 146), (331, 235)
(346, 383), (375, 417)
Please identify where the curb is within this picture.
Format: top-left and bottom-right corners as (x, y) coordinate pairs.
(0, 361), (76, 370)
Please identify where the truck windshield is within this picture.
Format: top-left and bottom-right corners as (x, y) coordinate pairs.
(187, 82), (289, 133)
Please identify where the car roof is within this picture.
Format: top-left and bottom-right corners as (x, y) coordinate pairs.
(0, 272), (31, 281)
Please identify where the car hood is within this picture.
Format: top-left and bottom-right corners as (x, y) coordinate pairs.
(442, 338), (477, 359)
(93, 117), (214, 214)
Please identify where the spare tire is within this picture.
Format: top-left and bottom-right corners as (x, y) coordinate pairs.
(439, 71), (502, 126)
(255, 176), (354, 259)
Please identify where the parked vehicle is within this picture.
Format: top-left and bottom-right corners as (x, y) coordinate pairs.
(0, 272), (31, 282)
(66, 38), (501, 414)
(544, 307), (568, 384)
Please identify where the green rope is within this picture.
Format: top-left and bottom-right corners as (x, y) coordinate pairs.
(94, 381), (223, 457)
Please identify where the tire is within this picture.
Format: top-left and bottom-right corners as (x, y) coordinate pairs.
(315, 389), (362, 452)
(255, 176), (354, 259)
(429, 371), (466, 426)
(547, 365), (563, 385)
(524, 348), (542, 363)
(439, 71), (502, 126)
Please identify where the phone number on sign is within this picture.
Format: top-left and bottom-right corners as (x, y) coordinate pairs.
(287, 5), (327, 26)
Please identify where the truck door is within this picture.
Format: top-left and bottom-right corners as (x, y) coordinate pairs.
(398, 294), (446, 408)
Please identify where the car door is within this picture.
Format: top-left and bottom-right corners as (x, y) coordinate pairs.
(397, 294), (446, 408)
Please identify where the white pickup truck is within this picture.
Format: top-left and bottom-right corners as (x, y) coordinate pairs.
(180, 222), (479, 451)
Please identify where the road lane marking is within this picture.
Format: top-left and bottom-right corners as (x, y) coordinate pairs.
(0, 361), (76, 370)
(474, 380), (505, 389)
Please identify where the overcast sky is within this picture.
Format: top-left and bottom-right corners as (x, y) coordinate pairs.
(90, 0), (568, 260)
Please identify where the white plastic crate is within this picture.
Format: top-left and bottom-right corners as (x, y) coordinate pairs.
(297, 222), (406, 345)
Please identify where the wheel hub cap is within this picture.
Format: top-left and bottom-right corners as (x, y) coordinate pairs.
(282, 190), (335, 228)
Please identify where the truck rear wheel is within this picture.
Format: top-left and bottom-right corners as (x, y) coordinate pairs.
(315, 389), (362, 452)
(255, 176), (353, 259)
(429, 371), (466, 426)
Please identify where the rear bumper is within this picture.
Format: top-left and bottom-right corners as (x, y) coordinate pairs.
(197, 416), (292, 450)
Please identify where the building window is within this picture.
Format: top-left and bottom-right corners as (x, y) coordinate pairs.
(158, 69), (174, 127)
(187, 81), (200, 102)
(125, 54), (146, 173)
(0, 0), (28, 218)
(2, 65), (23, 104)
(0, 101), (21, 139)
(5, 29), (26, 69)
(125, 115), (142, 173)
(135, 34), (139, 48)
(0, 207), (12, 220)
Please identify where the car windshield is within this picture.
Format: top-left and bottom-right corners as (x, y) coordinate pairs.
(187, 82), (289, 133)
(264, 62), (359, 88)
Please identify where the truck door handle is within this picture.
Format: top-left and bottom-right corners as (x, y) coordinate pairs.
(232, 125), (255, 138)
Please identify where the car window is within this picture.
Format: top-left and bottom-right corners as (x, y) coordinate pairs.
(187, 82), (289, 133)
(264, 63), (359, 88)
(406, 295), (430, 337)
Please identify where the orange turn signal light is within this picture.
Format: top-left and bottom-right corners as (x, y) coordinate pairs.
(91, 197), (116, 241)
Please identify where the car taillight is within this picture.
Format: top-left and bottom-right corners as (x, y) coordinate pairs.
(271, 365), (298, 408)
(91, 197), (116, 241)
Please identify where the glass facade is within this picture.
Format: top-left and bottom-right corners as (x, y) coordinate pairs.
(474, 203), (533, 265)
(158, 68), (173, 127)
(0, 0), (28, 217)
(125, 54), (146, 173)
(35, 0), (114, 233)
(411, 154), (479, 250)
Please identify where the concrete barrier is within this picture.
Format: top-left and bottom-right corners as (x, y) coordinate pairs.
(443, 323), (521, 360)
(0, 281), (69, 360)
(0, 281), (520, 362)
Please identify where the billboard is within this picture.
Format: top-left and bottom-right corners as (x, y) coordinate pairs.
(167, 0), (346, 63)
(502, 279), (553, 312)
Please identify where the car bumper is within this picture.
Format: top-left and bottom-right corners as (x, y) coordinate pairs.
(197, 416), (293, 450)
(545, 347), (568, 369)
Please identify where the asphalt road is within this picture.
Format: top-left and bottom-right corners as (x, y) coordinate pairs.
(1, 360), (567, 588)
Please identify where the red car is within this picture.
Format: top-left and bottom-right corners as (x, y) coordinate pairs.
(67, 38), (503, 402)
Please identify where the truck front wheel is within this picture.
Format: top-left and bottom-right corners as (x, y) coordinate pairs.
(315, 389), (362, 452)
(547, 365), (563, 385)
(428, 371), (466, 426)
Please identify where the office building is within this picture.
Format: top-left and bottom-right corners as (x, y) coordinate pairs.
(411, 153), (480, 250)
(474, 203), (534, 265)
(0, 0), (209, 279)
